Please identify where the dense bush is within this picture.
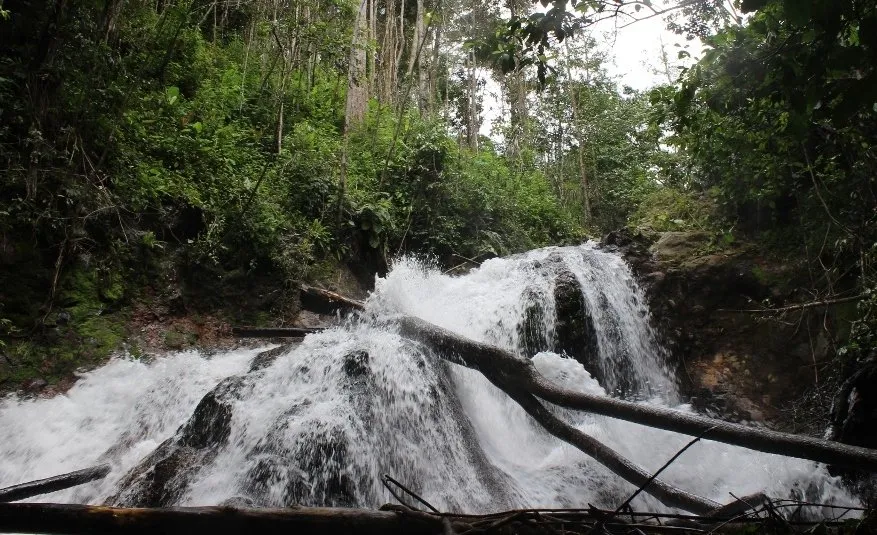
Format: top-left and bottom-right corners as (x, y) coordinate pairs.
(0, 0), (577, 346)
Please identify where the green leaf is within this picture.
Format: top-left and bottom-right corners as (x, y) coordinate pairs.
(165, 86), (180, 106)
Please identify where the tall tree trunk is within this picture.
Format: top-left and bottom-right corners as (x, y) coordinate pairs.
(427, 19), (443, 117)
(338, 0), (371, 222)
(568, 83), (592, 224)
(466, 51), (479, 150)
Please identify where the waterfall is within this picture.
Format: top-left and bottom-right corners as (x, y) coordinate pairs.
(0, 244), (855, 513)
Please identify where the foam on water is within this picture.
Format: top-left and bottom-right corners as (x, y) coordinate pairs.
(0, 244), (856, 513)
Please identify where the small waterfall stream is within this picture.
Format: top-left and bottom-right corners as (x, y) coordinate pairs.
(0, 244), (855, 512)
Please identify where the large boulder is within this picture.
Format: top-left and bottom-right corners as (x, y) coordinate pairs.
(109, 376), (244, 506)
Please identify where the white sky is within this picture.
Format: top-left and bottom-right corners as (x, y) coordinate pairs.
(602, 14), (704, 90)
(480, 11), (704, 136)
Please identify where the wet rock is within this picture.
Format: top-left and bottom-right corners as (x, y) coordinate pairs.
(828, 358), (877, 452)
(180, 389), (234, 449)
(24, 378), (48, 393)
(600, 229), (653, 275)
(109, 437), (197, 507)
(249, 344), (291, 372)
(639, 271), (666, 286)
(110, 375), (245, 506)
(552, 268), (600, 381)
(243, 422), (358, 507)
(519, 299), (551, 356)
(342, 350), (370, 379)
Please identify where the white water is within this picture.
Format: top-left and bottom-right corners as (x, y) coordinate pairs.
(0, 244), (856, 513)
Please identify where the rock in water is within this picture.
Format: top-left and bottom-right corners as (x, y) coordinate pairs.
(552, 268), (600, 381)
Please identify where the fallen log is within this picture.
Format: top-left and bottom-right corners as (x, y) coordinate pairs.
(0, 503), (441, 535)
(510, 389), (719, 513)
(398, 316), (877, 471)
(232, 326), (324, 338)
(0, 465), (111, 503)
(299, 285), (365, 315)
(0, 502), (854, 535)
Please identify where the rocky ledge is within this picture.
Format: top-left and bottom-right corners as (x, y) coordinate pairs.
(603, 229), (857, 433)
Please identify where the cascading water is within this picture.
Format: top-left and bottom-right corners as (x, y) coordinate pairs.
(0, 243), (856, 513)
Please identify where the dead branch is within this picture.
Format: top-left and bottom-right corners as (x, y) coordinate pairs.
(717, 295), (862, 314)
(232, 326), (324, 338)
(299, 285), (365, 315)
(0, 465), (111, 503)
(510, 389), (719, 514)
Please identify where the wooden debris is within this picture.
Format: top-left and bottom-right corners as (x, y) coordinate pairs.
(0, 465), (111, 503)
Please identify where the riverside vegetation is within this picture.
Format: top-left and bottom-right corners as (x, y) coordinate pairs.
(0, 0), (876, 427)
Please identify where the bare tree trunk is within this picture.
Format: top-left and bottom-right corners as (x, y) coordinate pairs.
(427, 19), (443, 117)
(466, 51), (479, 150)
(345, 0), (370, 124)
(568, 83), (592, 224)
(337, 0), (371, 222)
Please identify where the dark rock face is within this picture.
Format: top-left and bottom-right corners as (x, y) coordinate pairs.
(552, 268), (600, 383)
(342, 350), (369, 379)
(179, 388), (235, 449)
(243, 421), (359, 507)
(606, 229), (845, 425)
(829, 358), (877, 450)
(516, 253), (601, 384)
(520, 299), (551, 356)
(249, 344), (292, 372)
(826, 357), (877, 499)
(109, 376), (245, 507)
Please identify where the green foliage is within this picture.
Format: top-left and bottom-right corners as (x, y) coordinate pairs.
(655, 0), (877, 372)
(343, 108), (577, 263)
(0, 0), (578, 388)
(629, 187), (719, 233)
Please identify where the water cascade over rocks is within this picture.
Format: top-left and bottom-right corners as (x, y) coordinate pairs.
(0, 244), (856, 512)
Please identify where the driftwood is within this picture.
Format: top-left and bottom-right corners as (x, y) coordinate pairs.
(0, 465), (111, 503)
(717, 294), (863, 314)
(0, 503), (441, 535)
(232, 326), (324, 338)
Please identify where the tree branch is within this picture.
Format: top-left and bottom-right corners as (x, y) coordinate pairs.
(0, 465), (111, 503)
